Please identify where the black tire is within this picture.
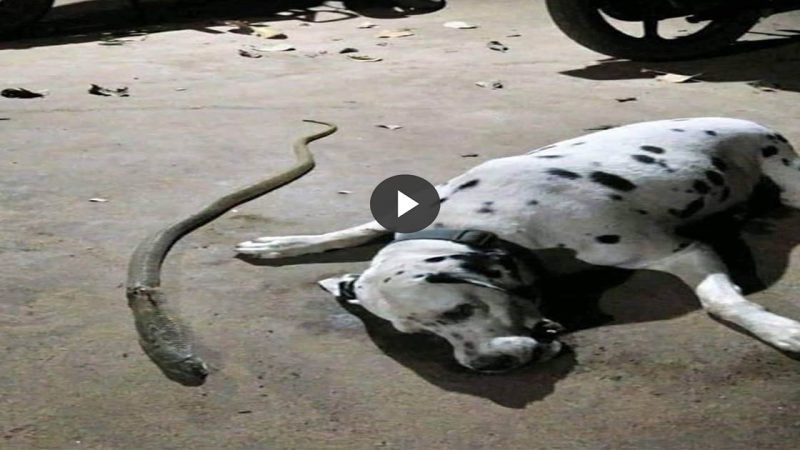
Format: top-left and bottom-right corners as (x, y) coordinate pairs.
(545, 0), (761, 61)
(0, 0), (55, 36)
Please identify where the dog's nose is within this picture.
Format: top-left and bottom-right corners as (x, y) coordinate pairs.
(468, 354), (522, 372)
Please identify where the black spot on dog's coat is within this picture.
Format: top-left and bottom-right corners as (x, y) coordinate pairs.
(782, 158), (791, 167)
(425, 256), (446, 263)
(438, 304), (476, 324)
(631, 154), (656, 164)
(477, 206), (495, 214)
(457, 179), (480, 190)
(720, 186), (731, 202)
(395, 270), (405, 276)
(595, 235), (621, 244)
(693, 180), (710, 194)
(711, 157), (728, 172)
(528, 199), (539, 205)
(590, 171), (637, 191)
(672, 128), (685, 132)
(383, 277), (391, 283)
(762, 145), (779, 158)
(571, 141), (586, 146)
(440, 197), (448, 204)
(705, 170), (725, 186)
(705, 130), (718, 136)
(669, 198), (705, 219)
(640, 145), (665, 154)
(547, 168), (582, 180)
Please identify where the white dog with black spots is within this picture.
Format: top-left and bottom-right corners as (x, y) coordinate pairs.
(237, 117), (800, 372)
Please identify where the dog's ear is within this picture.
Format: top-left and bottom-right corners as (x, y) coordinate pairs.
(318, 273), (360, 300)
(424, 272), (508, 292)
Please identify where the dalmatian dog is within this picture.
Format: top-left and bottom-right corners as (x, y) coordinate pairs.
(236, 117), (800, 372)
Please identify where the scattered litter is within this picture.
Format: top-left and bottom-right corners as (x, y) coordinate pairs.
(0, 117), (9, 121)
(347, 54), (383, 62)
(461, 153), (479, 158)
(1, 88), (46, 99)
(377, 29), (414, 38)
(88, 84), (129, 97)
(225, 20), (287, 39)
(444, 21), (478, 29)
(339, 47), (359, 54)
(376, 124), (403, 130)
(615, 97), (637, 102)
(748, 80), (780, 92)
(238, 49), (263, 58)
(475, 80), (504, 89)
(298, 22), (310, 27)
(358, 21), (377, 29)
(584, 125), (618, 131)
(376, 42), (389, 47)
(642, 69), (701, 83)
(506, 33), (522, 38)
(89, 197), (109, 203)
(487, 40), (508, 52)
(249, 43), (296, 52)
(237, 410), (253, 414)
(338, 190), (353, 194)
(305, 50), (328, 58)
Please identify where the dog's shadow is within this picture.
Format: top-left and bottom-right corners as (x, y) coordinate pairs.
(238, 194), (800, 408)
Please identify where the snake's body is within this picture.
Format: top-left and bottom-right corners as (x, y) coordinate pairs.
(126, 120), (337, 385)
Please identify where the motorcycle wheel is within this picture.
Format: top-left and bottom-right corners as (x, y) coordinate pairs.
(0, 0), (55, 36)
(545, 0), (762, 61)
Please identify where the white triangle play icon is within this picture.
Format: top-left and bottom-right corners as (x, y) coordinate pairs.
(397, 190), (419, 217)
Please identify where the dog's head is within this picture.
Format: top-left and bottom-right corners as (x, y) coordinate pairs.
(319, 240), (563, 372)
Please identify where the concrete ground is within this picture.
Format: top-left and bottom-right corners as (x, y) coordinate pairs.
(3, 0), (800, 448)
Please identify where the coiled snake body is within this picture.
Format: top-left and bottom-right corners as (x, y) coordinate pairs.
(126, 120), (337, 386)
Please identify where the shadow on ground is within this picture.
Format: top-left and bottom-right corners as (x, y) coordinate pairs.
(0, 0), (445, 50)
(561, 33), (800, 93)
(238, 180), (800, 407)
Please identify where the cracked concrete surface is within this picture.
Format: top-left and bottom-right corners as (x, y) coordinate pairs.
(3, 0), (800, 448)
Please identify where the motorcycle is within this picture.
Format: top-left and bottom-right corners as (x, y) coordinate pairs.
(546, 0), (800, 61)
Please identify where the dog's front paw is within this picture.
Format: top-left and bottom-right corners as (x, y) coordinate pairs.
(768, 322), (800, 354)
(235, 235), (321, 258)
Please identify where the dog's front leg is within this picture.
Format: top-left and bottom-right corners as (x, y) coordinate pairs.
(236, 220), (390, 259)
(644, 242), (800, 354)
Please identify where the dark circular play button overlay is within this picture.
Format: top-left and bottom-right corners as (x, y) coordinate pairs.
(370, 174), (440, 233)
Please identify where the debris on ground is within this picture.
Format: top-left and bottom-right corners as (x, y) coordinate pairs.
(225, 21), (287, 39)
(89, 198), (109, 203)
(98, 33), (148, 46)
(747, 80), (780, 92)
(339, 47), (359, 54)
(298, 22), (310, 27)
(506, 33), (522, 37)
(377, 29), (414, 38)
(347, 54), (383, 62)
(358, 21), (377, 29)
(237, 410), (253, 414)
(376, 124), (403, 130)
(475, 80), (504, 89)
(584, 124), (619, 131)
(487, 41), (509, 52)
(642, 69), (701, 83)
(248, 43), (296, 53)
(0, 117), (10, 121)
(88, 84), (130, 97)
(305, 50), (328, 58)
(461, 153), (479, 158)
(337, 190), (353, 194)
(376, 42), (389, 47)
(238, 49), (263, 58)
(1, 88), (46, 99)
(443, 21), (478, 29)
(175, 88), (187, 92)
(615, 97), (637, 102)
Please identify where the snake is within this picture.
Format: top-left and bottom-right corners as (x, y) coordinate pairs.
(126, 120), (338, 386)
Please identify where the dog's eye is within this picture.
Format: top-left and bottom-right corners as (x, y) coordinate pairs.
(438, 304), (475, 323)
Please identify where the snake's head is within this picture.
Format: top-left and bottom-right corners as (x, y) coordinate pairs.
(154, 355), (209, 386)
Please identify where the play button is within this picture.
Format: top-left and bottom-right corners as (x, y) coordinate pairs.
(370, 174), (440, 233)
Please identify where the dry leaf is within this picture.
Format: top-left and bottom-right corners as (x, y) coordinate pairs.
(238, 49), (263, 58)
(444, 21), (478, 29)
(347, 54), (383, 62)
(475, 80), (503, 89)
(615, 97), (637, 102)
(487, 40), (508, 52)
(339, 47), (359, 54)
(461, 153), (479, 158)
(1, 88), (46, 99)
(226, 21), (286, 39)
(376, 124), (403, 130)
(358, 21), (377, 29)
(377, 29), (414, 38)
(249, 43), (296, 52)
(89, 198), (109, 203)
(88, 84), (129, 97)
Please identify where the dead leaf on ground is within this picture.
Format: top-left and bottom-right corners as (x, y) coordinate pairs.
(444, 21), (478, 29)
(249, 43), (296, 52)
(642, 69), (701, 83)
(584, 124), (619, 131)
(339, 47), (359, 54)
(1, 88), (46, 99)
(88, 84), (130, 97)
(376, 124), (403, 130)
(89, 198), (109, 203)
(615, 97), (637, 102)
(358, 21), (377, 29)
(347, 54), (383, 62)
(377, 29), (414, 38)
(461, 153), (479, 158)
(238, 49), (263, 58)
(487, 40), (508, 52)
(225, 20), (287, 39)
(476, 80), (504, 89)
(506, 33), (522, 38)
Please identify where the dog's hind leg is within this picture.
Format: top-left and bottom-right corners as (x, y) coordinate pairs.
(760, 132), (800, 209)
(236, 220), (390, 259)
(643, 242), (800, 354)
